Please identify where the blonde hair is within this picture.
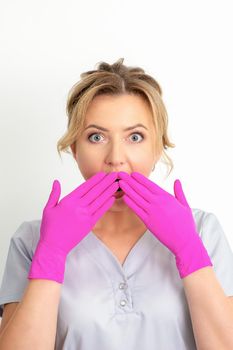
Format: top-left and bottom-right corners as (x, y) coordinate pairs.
(57, 58), (176, 177)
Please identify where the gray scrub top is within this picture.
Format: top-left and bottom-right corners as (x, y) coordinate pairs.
(0, 207), (233, 350)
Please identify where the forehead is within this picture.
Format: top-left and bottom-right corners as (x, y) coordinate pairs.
(84, 93), (154, 127)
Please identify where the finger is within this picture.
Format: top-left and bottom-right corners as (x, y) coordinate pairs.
(118, 180), (150, 210)
(89, 181), (119, 214)
(91, 195), (116, 224)
(174, 179), (190, 208)
(81, 172), (119, 206)
(44, 179), (61, 209)
(66, 171), (107, 201)
(118, 171), (165, 195)
(118, 174), (154, 204)
(122, 194), (148, 223)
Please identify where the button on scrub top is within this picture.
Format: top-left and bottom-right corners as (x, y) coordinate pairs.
(0, 208), (233, 350)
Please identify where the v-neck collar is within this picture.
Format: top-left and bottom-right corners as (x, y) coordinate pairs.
(81, 229), (159, 280)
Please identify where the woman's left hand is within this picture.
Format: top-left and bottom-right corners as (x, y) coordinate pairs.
(117, 171), (213, 278)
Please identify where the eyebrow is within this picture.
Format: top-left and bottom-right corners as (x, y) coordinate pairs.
(84, 123), (148, 131)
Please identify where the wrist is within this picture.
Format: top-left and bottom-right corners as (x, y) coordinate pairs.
(175, 232), (213, 279)
(28, 239), (67, 284)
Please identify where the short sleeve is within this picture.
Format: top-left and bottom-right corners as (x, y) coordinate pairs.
(0, 221), (34, 317)
(200, 211), (233, 297)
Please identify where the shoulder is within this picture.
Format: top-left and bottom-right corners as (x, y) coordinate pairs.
(191, 209), (233, 297)
(11, 219), (42, 255)
(190, 207), (210, 235)
(191, 207), (229, 247)
(191, 205), (222, 224)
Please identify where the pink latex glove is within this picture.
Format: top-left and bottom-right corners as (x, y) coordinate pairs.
(28, 171), (119, 284)
(117, 171), (213, 279)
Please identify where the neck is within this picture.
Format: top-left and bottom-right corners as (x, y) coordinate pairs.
(92, 206), (147, 239)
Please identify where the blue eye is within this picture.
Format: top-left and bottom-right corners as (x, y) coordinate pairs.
(87, 132), (144, 143)
(129, 132), (144, 142)
(88, 133), (103, 143)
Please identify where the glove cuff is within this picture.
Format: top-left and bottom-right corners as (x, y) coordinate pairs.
(175, 232), (213, 279)
(28, 239), (67, 284)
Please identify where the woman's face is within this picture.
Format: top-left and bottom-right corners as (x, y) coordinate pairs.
(71, 93), (158, 210)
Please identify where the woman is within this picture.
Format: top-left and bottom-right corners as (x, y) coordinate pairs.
(0, 58), (233, 349)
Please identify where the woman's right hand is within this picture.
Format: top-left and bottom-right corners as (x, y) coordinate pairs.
(28, 171), (119, 283)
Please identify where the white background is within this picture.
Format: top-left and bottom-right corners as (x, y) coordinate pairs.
(0, 0), (233, 281)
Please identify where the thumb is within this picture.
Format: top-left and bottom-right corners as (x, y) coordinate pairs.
(44, 179), (61, 209)
(173, 179), (190, 208)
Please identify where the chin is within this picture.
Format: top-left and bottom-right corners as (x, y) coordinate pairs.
(109, 198), (129, 211)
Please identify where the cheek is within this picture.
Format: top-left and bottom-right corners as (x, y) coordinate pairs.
(74, 155), (100, 180)
(75, 145), (101, 166)
(130, 150), (154, 168)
